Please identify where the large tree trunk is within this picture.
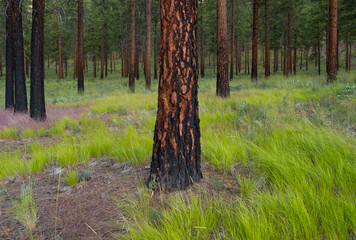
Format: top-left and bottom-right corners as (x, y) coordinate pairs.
(101, 0), (105, 79)
(149, 0), (202, 190)
(265, 0), (270, 77)
(77, 0), (84, 92)
(30, 0), (46, 121)
(230, 0), (234, 80)
(13, 0), (27, 113)
(251, 0), (258, 81)
(145, 0), (151, 89)
(129, 0), (136, 92)
(286, 12), (291, 77)
(327, 0), (337, 82)
(216, 0), (229, 97)
(5, 0), (14, 109)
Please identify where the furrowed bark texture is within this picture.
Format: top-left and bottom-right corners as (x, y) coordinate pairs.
(251, 0), (258, 80)
(13, 0), (27, 112)
(5, 0), (14, 109)
(30, 0), (46, 120)
(327, 0), (337, 82)
(216, 0), (230, 97)
(149, 0), (202, 190)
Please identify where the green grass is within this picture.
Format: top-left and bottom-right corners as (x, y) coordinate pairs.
(0, 61), (355, 239)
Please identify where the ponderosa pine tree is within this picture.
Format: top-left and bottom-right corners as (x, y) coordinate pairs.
(145, 0), (151, 89)
(30, 0), (46, 121)
(77, 0), (84, 92)
(5, 0), (14, 109)
(129, 0), (135, 93)
(327, 0), (337, 82)
(57, 15), (62, 81)
(216, 0), (229, 97)
(13, 0), (27, 112)
(149, 0), (202, 190)
(251, 0), (258, 81)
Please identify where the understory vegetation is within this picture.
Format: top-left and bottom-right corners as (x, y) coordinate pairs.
(0, 66), (355, 239)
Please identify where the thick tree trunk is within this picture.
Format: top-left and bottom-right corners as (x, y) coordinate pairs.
(327, 0), (337, 82)
(145, 0), (151, 89)
(129, 0), (136, 92)
(251, 0), (258, 81)
(101, 0), (105, 79)
(286, 12), (291, 77)
(77, 0), (84, 92)
(230, 0), (234, 80)
(216, 0), (229, 97)
(5, 0), (14, 109)
(30, 0), (46, 120)
(149, 0), (202, 190)
(265, 0), (270, 77)
(13, 0), (27, 113)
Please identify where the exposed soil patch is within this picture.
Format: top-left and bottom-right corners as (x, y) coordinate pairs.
(0, 107), (85, 130)
(0, 161), (240, 240)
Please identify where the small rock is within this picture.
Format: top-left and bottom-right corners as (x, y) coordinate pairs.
(121, 166), (132, 173)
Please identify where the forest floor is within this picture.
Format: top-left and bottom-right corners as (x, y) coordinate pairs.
(0, 63), (355, 239)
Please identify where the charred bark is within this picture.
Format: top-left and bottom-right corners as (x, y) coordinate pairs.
(251, 0), (258, 81)
(77, 0), (84, 92)
(149, 0), (202, 190)
(30, 0), (46, 121)
(13, 0), (27, 112)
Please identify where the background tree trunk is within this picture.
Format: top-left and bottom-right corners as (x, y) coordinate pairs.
(129, 0), (136, 92)
(57, 15), (62, 81)
(93, 56), (97, 78)
(13, 0), (28, 113)
(77, 0), (84, 92)
(154, 20), (158, 80)
(265, 0), (270, 77)
(149, 0), (202, 190)
(216, 0), (229, 97)
(145, 0), (151, 89)
(101, 0), (105, 79)
(251, 0), (258, 81)
(30, 0), (46, 121)
(230, 0), (234, 80)
(5, 0), (14, 109)
(286, 12), (291, 77)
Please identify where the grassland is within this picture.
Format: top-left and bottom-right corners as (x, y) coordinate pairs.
(0, 60), (355, 239)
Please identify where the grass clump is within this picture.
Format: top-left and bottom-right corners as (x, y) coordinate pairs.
(0, 128), (18, 139)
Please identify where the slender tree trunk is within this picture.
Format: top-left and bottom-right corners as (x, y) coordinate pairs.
(265, 0), (270, 77)
(345, 39), (349, 72)
(129, 0), (136, 92)
(73, 33), (77, 79)
(286, 12), (291, 77)
(244, 43), (247, 73)
(306, 49), (308, 71)
(216, 0), (229, 97)
(247, 40), (250, 74)
(13, 0), (27, 112)
(101, 0), (105, 79)
(293, 47), (297, 75)
(77, 0), (84, 92)
(110, 52), (113, 73)
(230, 0), (235, 80)
(0, 50), (2, 77)
(105, 55), (108, 77)
(5, 0), (14, 109)
(149, 0), (202, 190)
(300, 49), (303, 70)
(145, 0), (151, 89)
(30, 0), (46, 120)
(327, 0), (337, 82)
(135, 51), (139, 80)
(200, 0), (205, 79)
(251, 0), (258, 80)
(318, 40), (321, 75)
(213, 53), (216, 74)
(65, 59), (67, 77)
(93, 56), (97, 78)
(274, 49), (278, 72)
(57, 15), (62, 81)
(349, 42), (352, 72)
(153, 20), (158, 80)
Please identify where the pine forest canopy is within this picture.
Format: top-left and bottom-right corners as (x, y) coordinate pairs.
(0, 0), (355, 189)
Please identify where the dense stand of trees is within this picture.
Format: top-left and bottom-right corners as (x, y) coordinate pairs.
(0, 0), (355, 188)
